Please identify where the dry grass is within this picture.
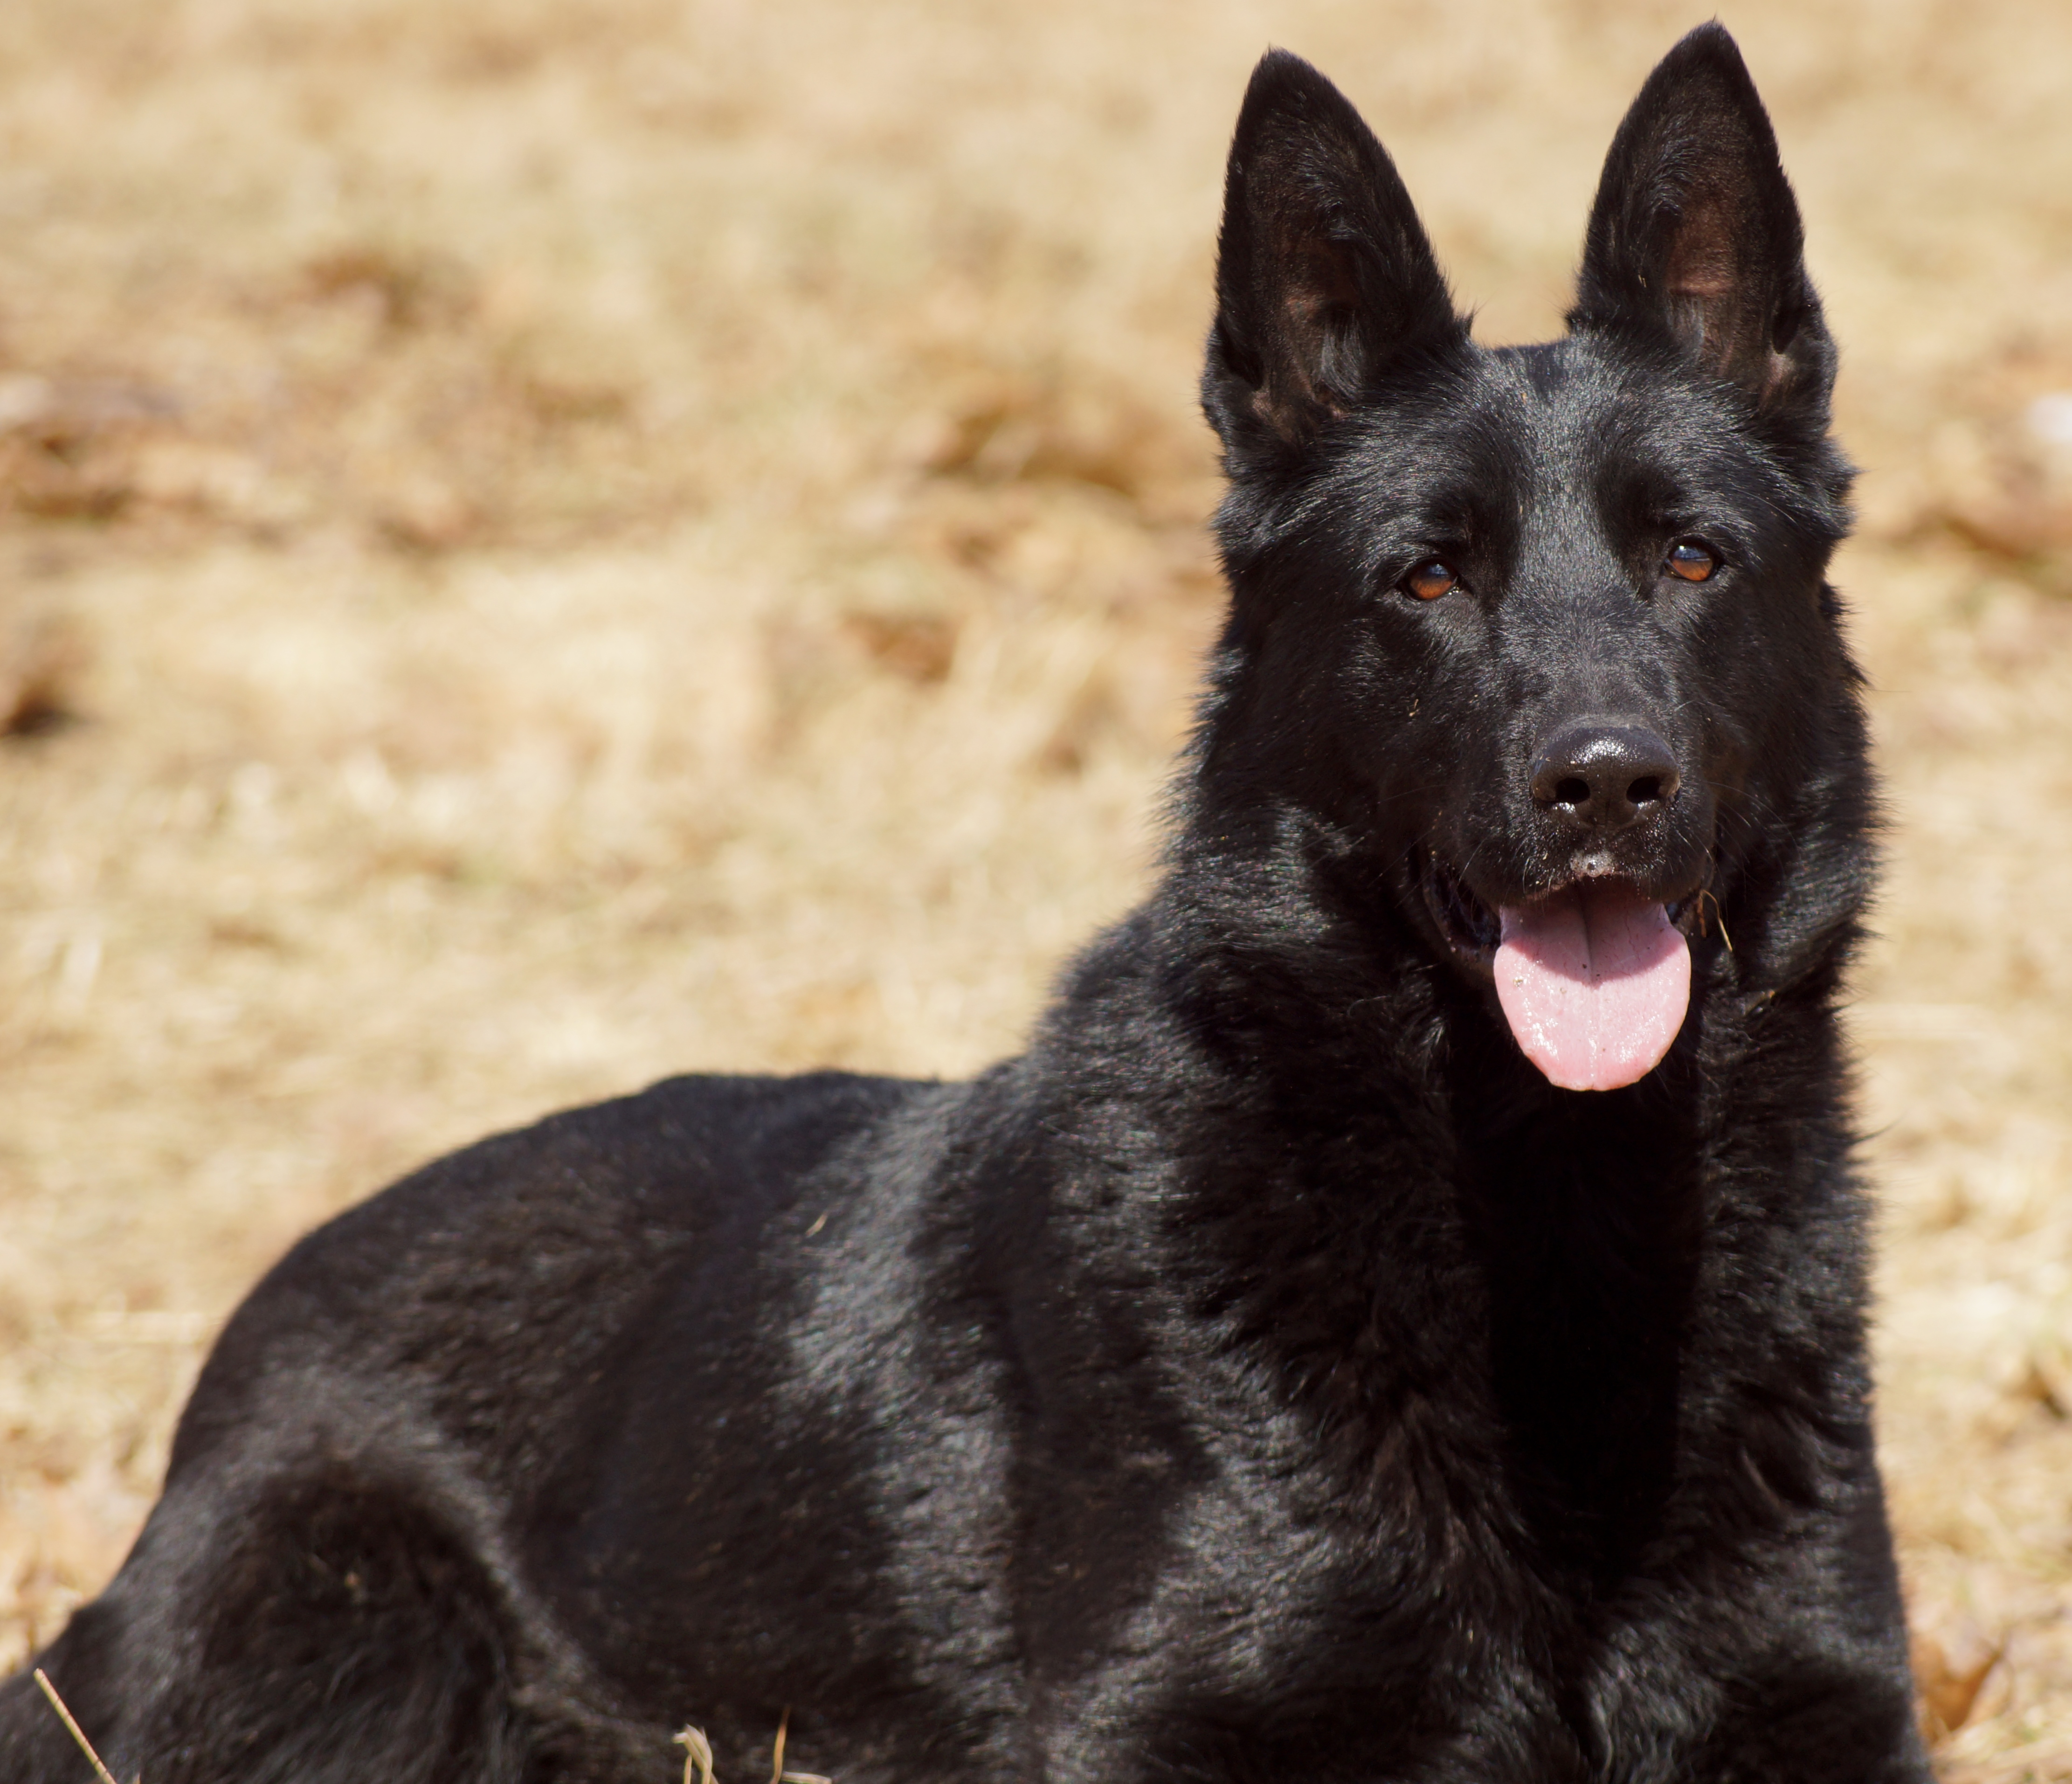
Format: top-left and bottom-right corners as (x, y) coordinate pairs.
(31, 1671), (120, 1784)
(0, 0), (2069, 1775)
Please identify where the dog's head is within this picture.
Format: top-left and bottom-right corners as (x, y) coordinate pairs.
(1195, 24), (1861, 1093)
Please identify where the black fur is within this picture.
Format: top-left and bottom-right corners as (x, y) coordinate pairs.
(2, 27), (1930, 1782)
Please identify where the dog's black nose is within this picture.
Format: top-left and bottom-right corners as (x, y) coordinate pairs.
(1531, 726), (1680, 831)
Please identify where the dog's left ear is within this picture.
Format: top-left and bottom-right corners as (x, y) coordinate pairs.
(1571, 24), (1830, 414)
(1205, 50), (1461, 450)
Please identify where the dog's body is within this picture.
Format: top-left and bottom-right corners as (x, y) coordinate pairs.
(1, 27), (1932, 1783)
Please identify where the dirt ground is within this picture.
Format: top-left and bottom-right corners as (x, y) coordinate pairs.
(1, 0), (2070, 1774)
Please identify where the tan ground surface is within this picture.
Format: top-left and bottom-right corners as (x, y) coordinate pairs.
(2, 0), (2070, 1774)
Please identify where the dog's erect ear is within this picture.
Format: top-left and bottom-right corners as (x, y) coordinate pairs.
(1571, 24), (1829, 411)
(1206, 51), (1459, 446)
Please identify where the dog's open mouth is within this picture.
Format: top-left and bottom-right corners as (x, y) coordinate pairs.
(1422, 853), (1503, 958)
(1422, 852), (1692, 1092)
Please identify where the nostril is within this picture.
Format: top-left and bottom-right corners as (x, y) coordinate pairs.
(1554, 776), (1590, 805)
(1629, 775), (1661, 805)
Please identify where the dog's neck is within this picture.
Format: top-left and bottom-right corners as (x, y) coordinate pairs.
(1051, 808), (1871, 1578)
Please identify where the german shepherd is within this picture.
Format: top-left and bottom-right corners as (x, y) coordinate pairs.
(1, 24), (1931, 1782)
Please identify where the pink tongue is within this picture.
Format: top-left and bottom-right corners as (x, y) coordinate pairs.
(1493, 883), (1691, 1091)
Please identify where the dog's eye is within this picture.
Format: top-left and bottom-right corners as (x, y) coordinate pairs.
(1403, 559), (1459, 602)
(1666, 540), (1718, 583)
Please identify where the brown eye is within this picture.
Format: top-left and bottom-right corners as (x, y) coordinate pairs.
(1666, 540), (1718, 583)
(1404, 559), (1459, 601)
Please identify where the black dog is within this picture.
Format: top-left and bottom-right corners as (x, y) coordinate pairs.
(1, 25), (1930, 1782)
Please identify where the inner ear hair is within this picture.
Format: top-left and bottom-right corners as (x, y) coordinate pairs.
(1269, 236), (1367, 420)
(1669, 180), (1814, 406)
(1662, 189), (1771, 380)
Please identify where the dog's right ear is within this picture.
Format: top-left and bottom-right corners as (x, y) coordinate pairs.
(1204, 51), (1459, 450)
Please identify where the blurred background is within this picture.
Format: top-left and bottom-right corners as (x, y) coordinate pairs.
(0, 0), (2067, 1772)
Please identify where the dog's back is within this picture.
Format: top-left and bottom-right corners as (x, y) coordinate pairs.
(1, 26), (1932, 1784)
